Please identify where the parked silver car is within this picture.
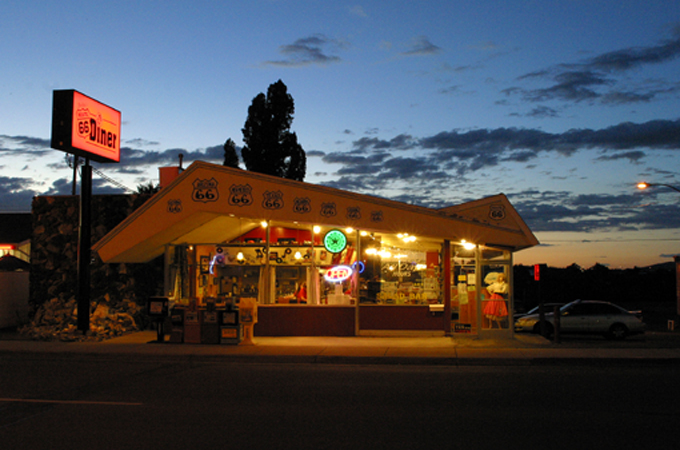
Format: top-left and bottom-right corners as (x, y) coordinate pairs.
(514, 303), (564, 321)
(514, 299), (645, 340)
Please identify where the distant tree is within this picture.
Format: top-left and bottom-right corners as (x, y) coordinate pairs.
(241, 80), (306, 181)
(136, 182), (160, 194)
(223, 138), (240, 168)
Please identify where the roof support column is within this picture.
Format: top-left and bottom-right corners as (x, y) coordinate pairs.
(443, 240), (451, 336)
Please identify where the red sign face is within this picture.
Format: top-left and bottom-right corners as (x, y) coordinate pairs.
(71, 91), (121, 162)
(324, 265), (353, 282)
(51, 90), (121, 163)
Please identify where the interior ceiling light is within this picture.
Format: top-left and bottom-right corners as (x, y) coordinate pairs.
(461, 239), (475, 250)
(313, 225), (321, 234)
(260, 221), (268, 228)
(399, 233), (416, 243)
(345, 227), (354, 234)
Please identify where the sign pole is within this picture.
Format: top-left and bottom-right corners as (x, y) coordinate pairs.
(77, 158), (92, 332)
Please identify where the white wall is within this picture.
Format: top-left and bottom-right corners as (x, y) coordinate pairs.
(0, 272), (30, 329)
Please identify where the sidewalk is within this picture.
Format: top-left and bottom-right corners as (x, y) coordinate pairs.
(2, 330), (680, 366)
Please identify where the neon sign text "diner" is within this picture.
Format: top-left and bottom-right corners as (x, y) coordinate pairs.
(324, 265), (353, 283)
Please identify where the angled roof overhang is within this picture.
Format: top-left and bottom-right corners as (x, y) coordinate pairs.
(93, 161), (538, 263)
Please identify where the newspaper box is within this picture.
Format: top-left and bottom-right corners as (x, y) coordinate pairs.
(220, 306), (241, 345)
(169, 307), (185, 343)
(183, 310), (201, 344)
(200, 309), (220, 344)
(147, 297), (169, 343)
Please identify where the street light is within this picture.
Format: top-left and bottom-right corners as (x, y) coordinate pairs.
(637, 181), (680, 194)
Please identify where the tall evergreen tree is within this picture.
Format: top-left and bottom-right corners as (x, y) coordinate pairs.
(222, 138), (240, 168)
(241, 80), (306, 181)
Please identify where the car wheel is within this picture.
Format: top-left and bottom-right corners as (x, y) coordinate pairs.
(607, 323), (628, 340)
(533, 321), (553, 339)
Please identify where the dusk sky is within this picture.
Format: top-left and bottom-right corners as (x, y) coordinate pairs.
(1, 1), (679, 269)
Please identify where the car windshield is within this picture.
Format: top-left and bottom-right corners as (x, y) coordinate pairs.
(560, 302), (578, 312)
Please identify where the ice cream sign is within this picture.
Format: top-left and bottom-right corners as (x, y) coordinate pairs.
(324, 265), (353, 283)
(51, 90), (121, 163)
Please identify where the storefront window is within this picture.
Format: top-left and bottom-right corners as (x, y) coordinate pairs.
(358, 233), (441, 306)
(167, 226), (446, 309)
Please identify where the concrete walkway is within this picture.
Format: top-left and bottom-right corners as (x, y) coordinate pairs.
(2, 330), (680, 366)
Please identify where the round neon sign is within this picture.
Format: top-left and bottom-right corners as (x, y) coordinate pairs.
(324, 265), (353, 283)
(323, 229), (347, 253)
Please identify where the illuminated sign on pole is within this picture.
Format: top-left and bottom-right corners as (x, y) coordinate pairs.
(51, 90), (121, 163)
(50, 89), (121, 333)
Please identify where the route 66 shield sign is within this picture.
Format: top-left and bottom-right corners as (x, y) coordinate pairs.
(192, 178), (219, 203)
(489, 204), (506, 221)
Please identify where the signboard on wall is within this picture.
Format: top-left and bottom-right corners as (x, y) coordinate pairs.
(51, 90), (121, 163)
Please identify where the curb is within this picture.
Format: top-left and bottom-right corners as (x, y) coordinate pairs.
(3, 347), (680, 367)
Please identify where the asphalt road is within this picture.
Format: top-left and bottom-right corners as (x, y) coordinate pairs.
(1, 356), (679, 450)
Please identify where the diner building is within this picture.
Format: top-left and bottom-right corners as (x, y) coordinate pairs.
(93, 161), (538, 339)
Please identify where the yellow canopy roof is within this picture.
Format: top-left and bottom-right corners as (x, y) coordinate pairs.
(93, 161), (538, 263)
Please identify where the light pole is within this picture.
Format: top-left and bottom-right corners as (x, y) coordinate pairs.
(637, 181), (680, 321)
(637, 181), (680, 193)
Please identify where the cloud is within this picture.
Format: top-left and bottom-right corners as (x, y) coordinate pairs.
(322, 150), (391, 166)
(0, 135), (226, 200)
(265, 34), (345, 67)
(585, 27), (680, 72)
(351, 134), (418, 152)
(401, 36), (441, 56)
(438, 85), (461, 95)
(349, 5), (368, 18)
(507, 190), (680, 233)
(3, 114), (680, 232)
(506, 28), (680, 105)
(0, 175), (40, 212)
(124, 138), (160, 147)
(0, 135), (52, 157)
(595, 151), (646, 163)
(420, 119), (680, 159)
(525, 105), (559, 119)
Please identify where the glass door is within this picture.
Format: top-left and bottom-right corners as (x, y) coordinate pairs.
(451, 243), (478, 335)
(479, 248), (513, 337)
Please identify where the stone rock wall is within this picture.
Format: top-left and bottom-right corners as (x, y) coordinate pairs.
(25, 194), (163, 341)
